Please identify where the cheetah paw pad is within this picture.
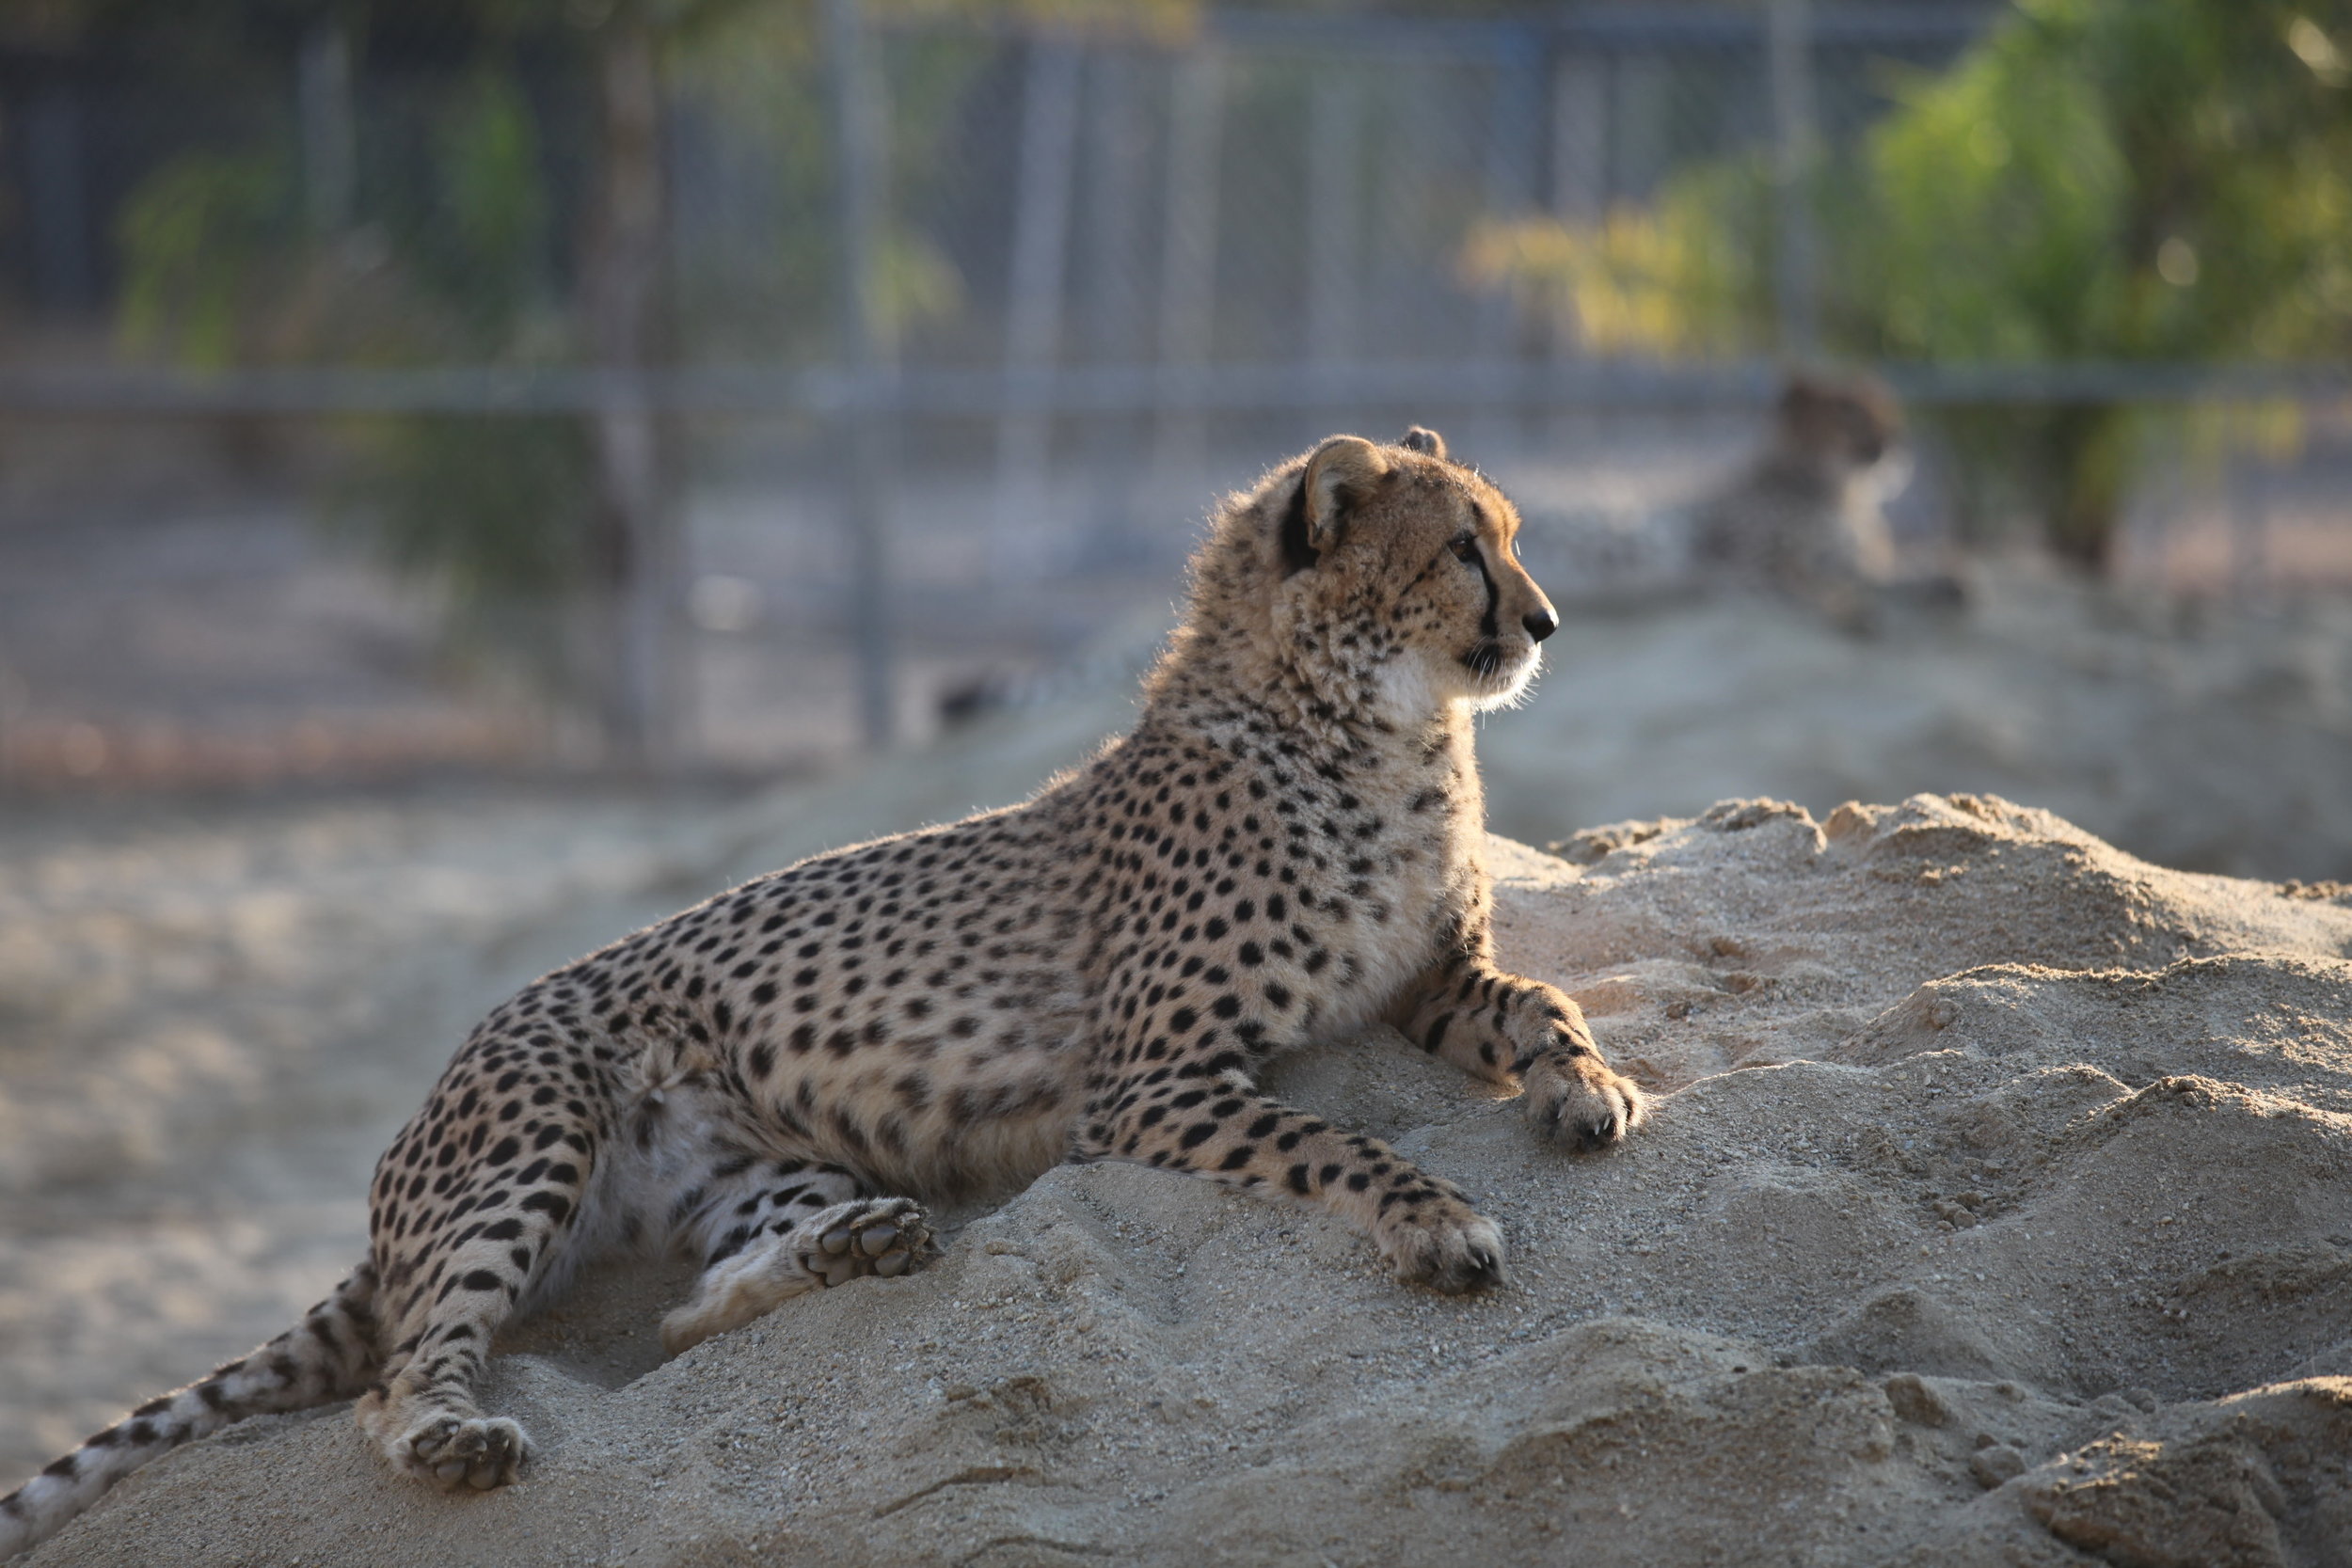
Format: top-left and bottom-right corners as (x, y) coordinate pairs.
(397, 1414), (532, 1492)
(797, 1196), (935, 1289)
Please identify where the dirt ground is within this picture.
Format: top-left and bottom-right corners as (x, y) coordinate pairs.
(12, 791), (2352, 1567)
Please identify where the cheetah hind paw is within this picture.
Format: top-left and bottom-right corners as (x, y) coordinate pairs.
(660, 1196), (935, 1355)
(395, 1413), (532, 1493)
(794, 1196), (935, 1289)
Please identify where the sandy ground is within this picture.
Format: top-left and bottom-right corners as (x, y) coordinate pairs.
(5, 578), (2352, 1564)
(14, 791), (2352, 1567)
(0, 785), (766, 1483)
(1477, 567), (2352, 885)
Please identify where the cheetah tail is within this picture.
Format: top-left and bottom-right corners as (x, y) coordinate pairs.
(0, 1258), (380, 1562)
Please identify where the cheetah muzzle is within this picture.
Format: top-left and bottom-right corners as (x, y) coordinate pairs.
(0, 426), (1646, 1558)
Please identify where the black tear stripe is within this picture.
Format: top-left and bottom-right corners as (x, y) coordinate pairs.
(1279, 477), (1318, 576)
(1470, 545), (1501, 639)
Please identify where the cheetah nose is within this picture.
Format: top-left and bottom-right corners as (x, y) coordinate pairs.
(1522, 608), (1559, 643)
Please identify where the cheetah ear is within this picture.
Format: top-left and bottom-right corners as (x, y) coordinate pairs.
(1398, 426), (1448, 461)
(1299, 436), (1391, 559)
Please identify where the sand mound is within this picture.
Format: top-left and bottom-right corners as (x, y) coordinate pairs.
(24, 795), (2352, 1567)
(1476, 574), (2352, 884)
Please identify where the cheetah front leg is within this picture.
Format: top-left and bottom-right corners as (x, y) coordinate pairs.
(1394, 949), (1646, 1150)
(1081, 1079), (1504, 1291)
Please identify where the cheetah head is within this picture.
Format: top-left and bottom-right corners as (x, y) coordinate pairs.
(1263, 426), (1558, 715)
(1777, 372), (1901, 476)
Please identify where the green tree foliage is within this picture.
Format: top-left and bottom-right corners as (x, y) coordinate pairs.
(103, 0), (1003, 724)
(334, 67), (602, 698)
(1841, 0), (2352, 563)
(117, 152), (294, 367)
(1476, 0), (2352, 568)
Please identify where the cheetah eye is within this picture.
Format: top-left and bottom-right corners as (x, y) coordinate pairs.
(1448, 534), (1479, 564)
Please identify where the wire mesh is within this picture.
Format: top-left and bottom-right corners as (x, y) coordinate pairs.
(0, 2), (2344, 787)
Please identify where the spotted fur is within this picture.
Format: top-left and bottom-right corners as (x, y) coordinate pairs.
(1, 427), (1645, 1557)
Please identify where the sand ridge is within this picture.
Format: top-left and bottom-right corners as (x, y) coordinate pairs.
(18, 792), (2352, 1566)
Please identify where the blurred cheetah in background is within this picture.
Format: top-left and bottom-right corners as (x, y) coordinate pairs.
(1526, 372), (1954, 626)
(1691, 371), (1956, 627)
(2, 426), (1645, 1556)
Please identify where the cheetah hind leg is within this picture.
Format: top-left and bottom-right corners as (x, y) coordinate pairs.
(660, 1196), (935, 1354)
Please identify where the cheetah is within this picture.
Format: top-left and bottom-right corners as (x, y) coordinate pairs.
(1689, 371), (1957, 628)
(1, 426), (1645, 1557)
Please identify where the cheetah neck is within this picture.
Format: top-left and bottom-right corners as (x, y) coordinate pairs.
(1144, 598), (1468, 764)
(1137, 613), (1489, 895)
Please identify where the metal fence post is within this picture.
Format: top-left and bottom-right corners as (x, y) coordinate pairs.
(585, 18), (680, 773)
(1081, 45), (1152, 550)
(1768, 0), (1820, 360)
(826, 0), (897, 753)
(24, 83), (94, 312)
(995, 34), (1083, 571)
(1153, 45), (1224, 490)
(297, 19), (356, 236)
(1546, 39), (1607, 448)
(1306, 66), (1365, 373)
(1475, 26), (1546, 457)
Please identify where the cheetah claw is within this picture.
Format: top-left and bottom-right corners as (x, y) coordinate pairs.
(1378, 1206), (1508, 1293)
(1522, 1049), (1647, 1151)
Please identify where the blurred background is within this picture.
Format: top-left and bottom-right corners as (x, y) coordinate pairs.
(3, 0), (2351, 1496)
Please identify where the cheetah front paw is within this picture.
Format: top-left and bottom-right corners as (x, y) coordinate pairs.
(796, 1196), (935, 1288)
(1375, 1193), (1507, 1293)
(1521, 1047), (1646, 1150)
(395, 1413), (532, 1493)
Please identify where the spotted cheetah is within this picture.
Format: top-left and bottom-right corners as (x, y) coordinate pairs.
(1, 427), (1645, 1556)
(1689, 372), (1948, 628)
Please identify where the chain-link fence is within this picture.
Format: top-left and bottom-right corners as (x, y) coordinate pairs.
(1, 1), (2345, 785)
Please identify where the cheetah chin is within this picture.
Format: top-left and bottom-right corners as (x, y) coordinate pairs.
(0, 424), (1646, 1558)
